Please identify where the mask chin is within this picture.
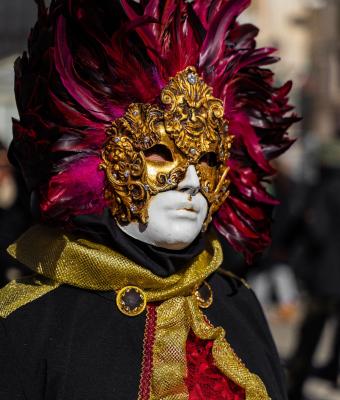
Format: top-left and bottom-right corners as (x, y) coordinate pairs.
(117, 221), (197, 250)
(117, 187), (208, 250)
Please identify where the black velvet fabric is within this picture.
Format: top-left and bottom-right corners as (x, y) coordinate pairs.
(0, 285), (145, 400)
(71, 208), (207, 277)
(0, 272), (287, 400)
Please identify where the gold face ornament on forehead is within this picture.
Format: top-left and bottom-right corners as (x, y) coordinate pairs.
(101, 67), (233, 229)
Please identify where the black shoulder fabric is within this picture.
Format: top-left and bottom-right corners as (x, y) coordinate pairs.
(1, 285), (145, 400)
(0, 318), (26, 400)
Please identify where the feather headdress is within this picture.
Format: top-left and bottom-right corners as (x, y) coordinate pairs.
(10, 0), (298, 261)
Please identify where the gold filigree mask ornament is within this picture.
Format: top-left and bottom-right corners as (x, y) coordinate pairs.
(101, 67), (233, 230)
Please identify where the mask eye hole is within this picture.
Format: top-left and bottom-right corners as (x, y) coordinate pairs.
(144, 144), (173, 162)
(199, 152), (218, 167)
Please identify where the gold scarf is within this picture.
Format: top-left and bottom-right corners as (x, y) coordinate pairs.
(2, 225), (269, 400)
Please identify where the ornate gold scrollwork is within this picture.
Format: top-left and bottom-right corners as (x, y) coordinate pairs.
(101, 66), (233, 225)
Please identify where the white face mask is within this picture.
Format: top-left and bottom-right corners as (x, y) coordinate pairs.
(118, 165), (208, 250)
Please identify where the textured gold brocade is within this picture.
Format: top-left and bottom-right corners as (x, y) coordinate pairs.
(0, 275), (60, 318)
(150, 296), (269, 400)
(3, 224), (270, 400)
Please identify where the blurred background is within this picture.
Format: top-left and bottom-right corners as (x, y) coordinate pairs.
(0, 1), (339, 399)
(243, 2), (340, 400)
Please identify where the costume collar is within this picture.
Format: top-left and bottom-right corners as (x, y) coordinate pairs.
(71, 209), (207, 278)
(8, 224), (222, 302)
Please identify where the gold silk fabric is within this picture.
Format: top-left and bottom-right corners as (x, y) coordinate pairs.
(3, 224), (270, 399)
(0, 275), (60, 318)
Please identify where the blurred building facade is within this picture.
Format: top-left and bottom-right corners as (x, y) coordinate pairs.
(306, 0), (340, 139)
(0, 1), (36, 147)
(244, 0), (340, 141)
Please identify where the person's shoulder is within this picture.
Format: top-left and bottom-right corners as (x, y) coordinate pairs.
(212, 267), (253, 300)
(216, 268), (251, 289)
(212, 267), (268, 324)
(0, 275), (60, 319)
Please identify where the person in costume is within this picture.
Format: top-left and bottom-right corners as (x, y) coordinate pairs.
(0, 1), (298, 399)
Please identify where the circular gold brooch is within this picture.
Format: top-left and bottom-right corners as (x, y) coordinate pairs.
(194, 281), (213, 309)
(116, 286), (147, 316)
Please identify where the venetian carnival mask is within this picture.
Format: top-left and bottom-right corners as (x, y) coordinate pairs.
(101, 67), (233, 232)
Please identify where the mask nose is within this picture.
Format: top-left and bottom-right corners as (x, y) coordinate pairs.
(177, 165), (200, 196)
(190, 109), (197, 123)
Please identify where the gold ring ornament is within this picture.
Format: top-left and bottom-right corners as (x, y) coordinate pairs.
(116, 286), (147, 317)
(194, 280), (213, 309)
(101, 67), (233, 229)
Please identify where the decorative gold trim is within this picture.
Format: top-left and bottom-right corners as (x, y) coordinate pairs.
(0, 275), (60, 318)
(138, 305), (157, 400)
(116, 286), (147, 316)
(150, 296), (190, 400)
(193, 280), (213, 309)
(217, 268), (251, 289)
